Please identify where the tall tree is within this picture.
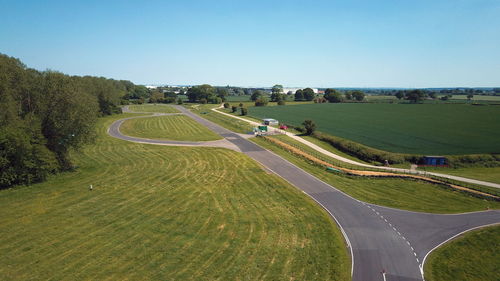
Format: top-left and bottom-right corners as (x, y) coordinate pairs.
(294, 89), (304, 101)
(324, 89), (343, 103)
(351, 90), (365, 101)
(302, 88), (315, 101)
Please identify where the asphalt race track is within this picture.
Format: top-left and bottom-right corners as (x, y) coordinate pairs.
(109, 105), (500, 281)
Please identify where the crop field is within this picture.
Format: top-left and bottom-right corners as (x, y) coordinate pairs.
(424, 226), (499, 281)
(0, 114), (349, 281)
(128, 104), (180, 113)
(120, 115), (222, 141)
(448, 95), (500, 101)
(249, 103), (500, 155)
(251, 135), (500, 213)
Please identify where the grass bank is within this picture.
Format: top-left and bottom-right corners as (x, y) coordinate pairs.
(421, 166), (500, 185)
(0, 114), (350, 281)
(128, 104), (180, 113)
(424, 225), (500, 281)
(120, 115), (222, 141)
(188, 104), (255, 134)
(251, 136), (500, 213)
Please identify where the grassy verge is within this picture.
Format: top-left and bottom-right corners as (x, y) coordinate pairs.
(128, 104), (180, 113)
(421, 166), (500, 185)
(424, 225), (500, 281)
(251, 136), (500, 213)
(120, 115), (222, 141)
(189, 104), (254, 134)
(300, 135), (372, 164)
(0, 113), (350, 280)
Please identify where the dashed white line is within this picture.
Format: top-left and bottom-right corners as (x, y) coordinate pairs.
(365, 204), (422, 275)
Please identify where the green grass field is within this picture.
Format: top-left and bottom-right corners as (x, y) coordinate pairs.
(0, 114), (350, 280)
(421, 166), (500, 185)
(448, 95), (500, 101)
(189, 104), (255, 134)
(424, 225), (499, 281)
(251, 136), (500, 213)
(248, 103), (500, 155)
(120, 115), (222, 141)
(128, 104), (180, 113)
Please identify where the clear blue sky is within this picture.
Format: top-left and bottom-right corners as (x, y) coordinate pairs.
(1, 0), (499, 87)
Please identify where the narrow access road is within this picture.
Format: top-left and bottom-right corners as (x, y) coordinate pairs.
(109, 105), (500, 281)
(212, 107), (500, 189)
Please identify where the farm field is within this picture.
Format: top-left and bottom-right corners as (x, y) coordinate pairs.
(424, 226), (500, 281)
(447, 95), (500, 101)
(120, 115), (222, 141)
(248, 103), (500, 155)
(251, 136), (500, 213)
(128, 104), (180, 113)
(0, 114), (350, 281)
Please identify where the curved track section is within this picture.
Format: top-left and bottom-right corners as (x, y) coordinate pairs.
(109, 105), (500, 281)
(108, 108), (241, 151)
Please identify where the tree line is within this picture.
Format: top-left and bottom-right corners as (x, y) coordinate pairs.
(0, 53), (140, 189)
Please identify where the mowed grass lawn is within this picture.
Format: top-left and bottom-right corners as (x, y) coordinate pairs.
(251, 136), (500, 213)
(248, 103), (500, 155)
(120, 115), (222, 141)
(422, 166), (500, 185)
(0, 114), (349, 281)
(424, 226), (500, 281)
(128, 104), (180, 113)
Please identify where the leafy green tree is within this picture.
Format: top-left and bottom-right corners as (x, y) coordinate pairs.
(223, 102), (230, 108)
(294, 89), (304, 101)
(467, 94), (474, 101)
(149, 91), (164, 103)
(231, 106), (238, 113)
(351, 90), (365, 101)
(272, 84), (283, 95)
(251, 90), (265, 101)
(187, 84), (217, 103)
(302, 120), (316, 135)
(240, 107), (248, 116)
(255, 96), (269, 106)
(38, 72), (98, 169)
(395, 91), (405, 100)
(277, 100), (286, 105)
(345, 92), (352, 100)
(324, 89), (343, 103)
(302, 88), (315, 101)
(405, 89), (426, 103)
(216, 88), (229, 101)
(270, 92), (285, 102)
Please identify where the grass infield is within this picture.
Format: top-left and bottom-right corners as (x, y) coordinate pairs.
(0, 114), (350, 280)
(423, 225), (500, 281)
(120, 115), (222, 141)
(128, 104), (181, 113)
